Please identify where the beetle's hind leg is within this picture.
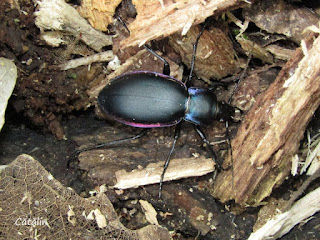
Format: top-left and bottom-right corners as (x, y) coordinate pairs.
(67, 128), (148, 169)
(143, 45), (170, 76)
(159, 123), (181, 199)
(115, 15), (170, 76)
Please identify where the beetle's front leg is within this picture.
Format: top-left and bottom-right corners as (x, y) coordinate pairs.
(193, 125), (222, 172)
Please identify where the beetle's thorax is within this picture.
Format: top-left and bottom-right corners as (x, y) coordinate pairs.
(184, 87), (219, 125)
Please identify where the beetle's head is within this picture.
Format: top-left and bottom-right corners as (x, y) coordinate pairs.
(216, 102), (235, 121)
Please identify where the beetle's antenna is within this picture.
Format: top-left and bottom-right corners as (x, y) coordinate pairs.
(228, 55), (251, 105)
(225, 55), (251, 191)
(187, 23), (207, 86)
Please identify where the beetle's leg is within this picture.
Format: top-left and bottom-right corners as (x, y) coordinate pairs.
(116, 16), (170, 76)
(194, 125), (222, 171)
(67, 129), (148, 169)
(185, 24), (207, 87)
(116, 15), (130, 34)
(159, 123), (181, 198)
(143, 45), (170, 75)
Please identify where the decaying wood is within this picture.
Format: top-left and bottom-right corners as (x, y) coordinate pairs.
(58, 50), (114, 70)
(248, 186), (320, 240)
(168, 25), (238, 80)
(139, 200), (159, 226)
(121, 0), (252, 48)
(75, 125), (215, 188)
(300, 133), (320, 175)
(265, 45), (295, 61)
(34, 0), (112, 51)
(78, 0), (122, 31)
(211, 32), (320, 206)
(243, 0), (320, 44)
(172, 188), (220, 236)
(113, 156), (215, 189)
(236, 36), (274, 64)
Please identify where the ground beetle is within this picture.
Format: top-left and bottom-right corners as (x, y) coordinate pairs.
(72, 23), (236, 198)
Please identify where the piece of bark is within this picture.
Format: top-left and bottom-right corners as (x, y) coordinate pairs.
(231, 67), (279, 111)
(236, 36), (274, 64)
(243, 0), (320, 44)
(78, 0), (122, 31)
(168, 25), (238, 80)
(113, 156), (215, 189)
(172, 188), (220, 236)
(248, 186), (320, 240)
(34, 0), (112, 51)
(139, 200), (159, 226)
(211, 32), (320, 206)
(121, 0), (252, 48)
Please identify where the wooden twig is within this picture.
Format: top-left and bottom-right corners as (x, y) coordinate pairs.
(58, 51), (114, 70)
(113, 156), (215, 189)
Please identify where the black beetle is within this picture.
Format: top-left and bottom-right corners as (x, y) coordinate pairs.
(98, 71), (234, 128)
(72, 24), (236, 198)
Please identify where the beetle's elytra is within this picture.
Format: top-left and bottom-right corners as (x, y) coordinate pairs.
(98, 71), (187, 127)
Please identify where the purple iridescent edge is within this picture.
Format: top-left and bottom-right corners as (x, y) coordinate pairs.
(116, 118), (183, 128)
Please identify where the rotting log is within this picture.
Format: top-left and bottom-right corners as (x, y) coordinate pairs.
(121, 0), (253, 48)
(211, 32), (320, 206)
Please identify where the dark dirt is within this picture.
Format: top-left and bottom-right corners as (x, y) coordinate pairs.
(1, 0), (320, 239)
(0, 1), (100, 140)
(1, 107), (320, 239)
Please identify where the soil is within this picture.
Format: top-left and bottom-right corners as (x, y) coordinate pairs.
(1, 107), (320, 239)
(0, 0), (320, 239)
